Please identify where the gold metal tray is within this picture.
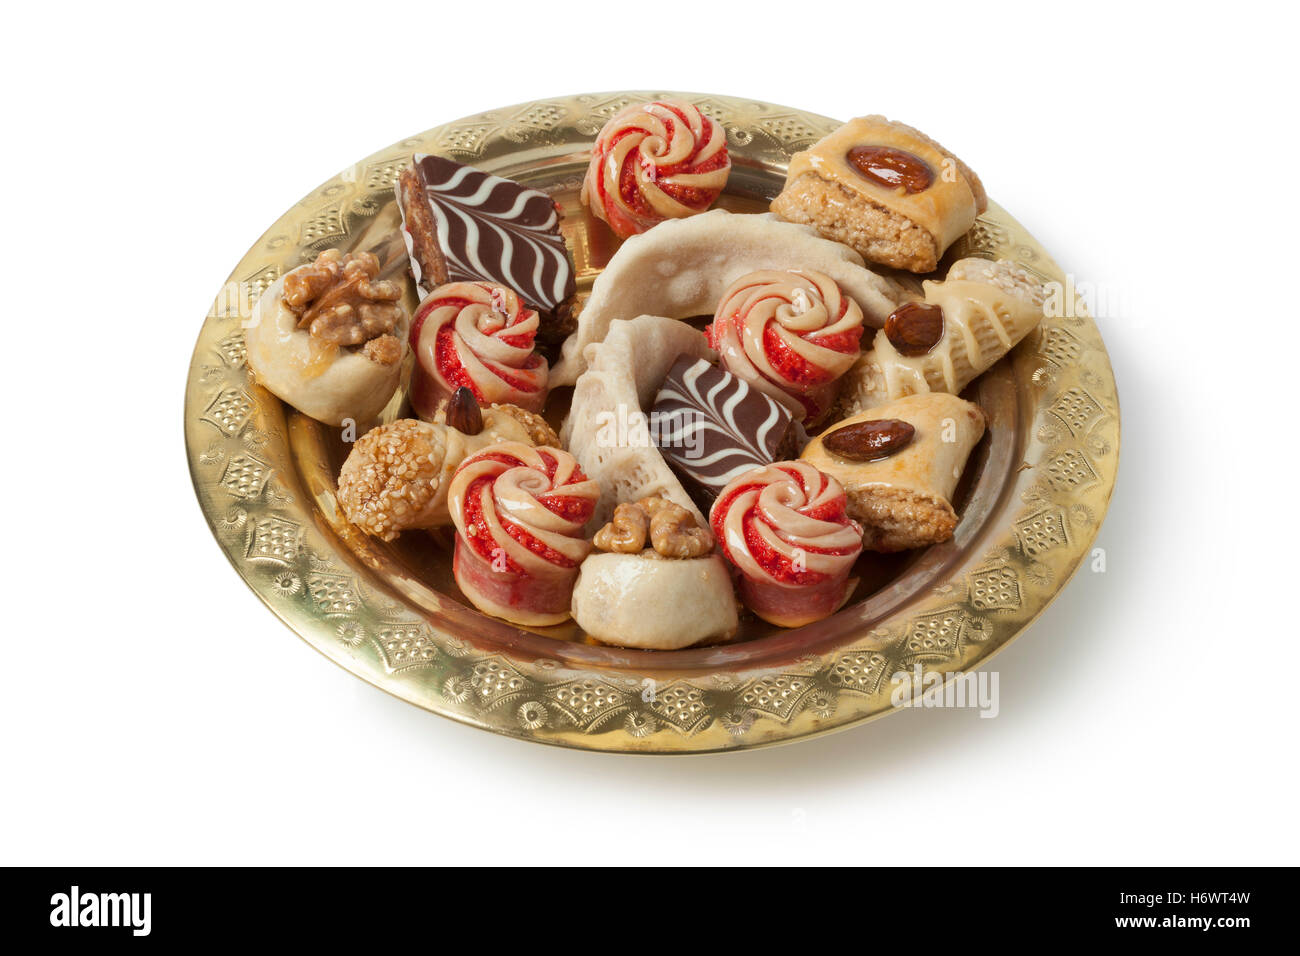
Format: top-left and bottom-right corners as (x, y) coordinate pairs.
(185, 92), (1120, 753)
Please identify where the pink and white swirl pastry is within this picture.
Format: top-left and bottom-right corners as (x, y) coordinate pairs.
(448, 442), (599, 626)
(581, 100), (731, 239)
(409, 281), (548, 419)
(706, 269), (865, 426)
(709, 461), (863, 628)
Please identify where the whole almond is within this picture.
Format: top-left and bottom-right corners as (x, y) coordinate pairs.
(884, 302), (945, 357)
(446, 386), (484, 435)
(822, 419), (915, 461)
(846, 145), (934, 194)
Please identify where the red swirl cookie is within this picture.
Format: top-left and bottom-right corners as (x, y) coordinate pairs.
(448, 442), (598, 626)
(706, 269), (865, 425)
(710, 461), (862, 628)
(410, 281), (548, 419)
(581, 100), (731, 239)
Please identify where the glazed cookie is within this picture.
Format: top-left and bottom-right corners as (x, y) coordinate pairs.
(581, 100), (731, 239)
(409, 281), (548, 419)
(710, 461), (863, 628)
(706, 269), (865, 425)
(245, 250), (408, 427)
(571, 496), (738, 650)
(448, 443), (599, 627)
(551, 210), (904, 387)
(838, 258), (1046, 415)
(771, 115), (987, 273)
(801, 392), (985, 552)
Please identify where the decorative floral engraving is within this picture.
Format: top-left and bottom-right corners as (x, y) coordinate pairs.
(305, 573), (361, 617)
(970, 565), (1022, 611)
(1048, 387), (1104, 436)
(1015, 508), (1070, 559)
(246, 515), (303, 565)
(219, 454), (271, 499)
(202, 388), (253, 437)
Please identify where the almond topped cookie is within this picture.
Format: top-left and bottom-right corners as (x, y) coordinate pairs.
(771, 115), (987, 273)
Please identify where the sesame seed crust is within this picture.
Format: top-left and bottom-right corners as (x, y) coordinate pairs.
(488, 403), (560, 447)
(946, 258), (1047, 307)
(337, 419), (450, 542)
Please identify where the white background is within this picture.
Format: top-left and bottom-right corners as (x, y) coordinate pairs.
(2, 0), (1296, 865)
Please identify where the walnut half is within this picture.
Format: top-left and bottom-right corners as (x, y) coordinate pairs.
(593, 496), (713, 559)
(283, 249), (405, 354)
(594, 502), (648, 553)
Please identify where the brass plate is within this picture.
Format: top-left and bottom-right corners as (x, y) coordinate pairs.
(185, 92), (1119, 753)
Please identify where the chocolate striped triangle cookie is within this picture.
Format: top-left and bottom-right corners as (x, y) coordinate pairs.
(396, 155), (578, 342)
(652, 356), (799, 509)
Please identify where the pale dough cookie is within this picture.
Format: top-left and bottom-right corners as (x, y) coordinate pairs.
(245, 258), (408, 428)
(571, 553), (738, 650)
(572, 495), (737, 649)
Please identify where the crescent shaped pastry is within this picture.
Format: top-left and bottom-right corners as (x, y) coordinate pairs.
(245, 251), (409, 427)
(560, 315), (715, 529)
(550, 210), (905, 387)
(837, 258), (1047, 416)
(801, 392), (986, 552)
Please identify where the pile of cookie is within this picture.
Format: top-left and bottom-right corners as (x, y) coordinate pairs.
(245, 100), (1048, 650)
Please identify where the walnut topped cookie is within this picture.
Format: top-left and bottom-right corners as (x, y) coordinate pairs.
(245, 249), (408, 427)
(572, 496), (738, 650)
(771, 116), (987, 273)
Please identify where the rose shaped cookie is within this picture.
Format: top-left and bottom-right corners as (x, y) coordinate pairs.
(409, 281), (548, 419)
(581, 100), (731, 239)
(707, 269), (864, 425)
(710, 461), (862, 628)
(448, 442), (599, 626)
